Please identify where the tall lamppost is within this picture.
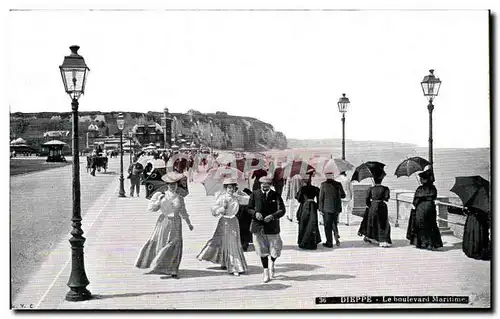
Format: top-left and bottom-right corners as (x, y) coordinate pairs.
(117, 113), (126, 197)
(128, 131), (133, 164)
(420, 69), (442, 165)
(59, 45), (91, 302)
(337, 93), (350, 160)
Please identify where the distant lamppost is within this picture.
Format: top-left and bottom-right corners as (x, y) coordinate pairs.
(420, 69), (442, 165)
(337, 93), (350, 160)
(163, 107), (170, 149)
(209, 118), (214, 156)
(59, 45), (91, 302)
(117, 113), (126, 197)
(128, 131), (133, 164)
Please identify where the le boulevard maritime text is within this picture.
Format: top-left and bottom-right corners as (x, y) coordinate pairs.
(315, 296), (470, 304)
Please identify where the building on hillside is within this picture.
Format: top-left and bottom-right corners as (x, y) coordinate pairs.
(133, 123), (164, 147)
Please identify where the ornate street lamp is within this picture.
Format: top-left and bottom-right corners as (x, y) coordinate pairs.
(117, 113), (126, 197)
(421, 69), (442, 164)
(59, 45), (91, 302)
(128, 131), (133, 164)
(337, 93), (350, 160)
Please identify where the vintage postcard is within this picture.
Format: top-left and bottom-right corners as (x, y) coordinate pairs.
(8, 8), (491, 310)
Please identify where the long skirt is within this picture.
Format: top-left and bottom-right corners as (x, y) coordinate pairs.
(297, 201), (322, 249)
(135, 214), (183, 275)
(408, 201), (443, 249)
(197, 217), (248, 274)
(365, 201), (392, 244)
(357, 207), (369, 236)
(463, 213), (491, 260)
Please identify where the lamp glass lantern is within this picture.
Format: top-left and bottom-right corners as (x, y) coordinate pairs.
(117, 113), (125, 131)
(421, 69), (441, 101)
(337, 93), (350, 113)
(59, 46), (90, 100)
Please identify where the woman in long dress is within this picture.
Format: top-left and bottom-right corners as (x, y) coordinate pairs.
(407, 169), (443, 250)
(364, 175), (392, 247)
(462, 207), (491, 260)
(135, 172), (194, 278)
(286, 174), (304, 223)
(296, 176), (321, 250)
(197, 178), (249, 276)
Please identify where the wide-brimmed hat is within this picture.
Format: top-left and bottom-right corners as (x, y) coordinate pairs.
(223, 177), (238, 185)
(150, 159), (166, 170)
(162, 172), (183, 184)
(418, 168), (434, 181)
(259, 176), (272, 184)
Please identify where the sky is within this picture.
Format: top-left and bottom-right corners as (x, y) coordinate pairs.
(6, 9), (490, 148)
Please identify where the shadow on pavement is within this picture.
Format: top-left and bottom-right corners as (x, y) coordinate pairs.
(275, 273), (355, 282)
(90, 283), (291, 300)
(171, 263), (324, 278)
(439, 241), (462, 252)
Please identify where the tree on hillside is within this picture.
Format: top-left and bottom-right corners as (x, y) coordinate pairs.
(10, 118), (29, 139)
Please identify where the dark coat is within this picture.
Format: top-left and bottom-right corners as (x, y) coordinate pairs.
(247, 189), (286, 234)
(318, 179), (345, 214)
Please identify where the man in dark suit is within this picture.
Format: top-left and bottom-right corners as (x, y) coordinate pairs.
(319, 173), (346, 247)
(248, 176), (286, 283)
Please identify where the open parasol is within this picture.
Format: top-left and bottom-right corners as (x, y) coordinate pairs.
(450, 176), (490, 214)
(322, 158), (355, 176)
(351, 161), (386, 183)
(394, 157), (431, 184)
(201, 167), (247, 196)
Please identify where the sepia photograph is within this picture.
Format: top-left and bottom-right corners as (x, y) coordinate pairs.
(7, 6), (492, 310)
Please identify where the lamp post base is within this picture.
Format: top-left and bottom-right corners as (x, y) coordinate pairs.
(66, 287), (92, 302)
(118, 176), (126, 197)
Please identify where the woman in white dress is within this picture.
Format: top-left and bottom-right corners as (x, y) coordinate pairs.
(135, 172), (194, 278)
(197, 178), (249, 276)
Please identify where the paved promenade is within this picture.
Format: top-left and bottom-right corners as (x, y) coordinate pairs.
(12, 159), (490, 310)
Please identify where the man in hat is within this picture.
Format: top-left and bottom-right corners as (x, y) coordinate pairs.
(128, 156), (144, 197)
(247, 176), (286, 283)
(319, 172), (346, 247)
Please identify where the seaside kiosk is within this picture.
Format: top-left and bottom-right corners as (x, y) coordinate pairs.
(43, 140), (67, 162)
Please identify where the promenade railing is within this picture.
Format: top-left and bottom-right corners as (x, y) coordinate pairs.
(389, 189), (466, 238)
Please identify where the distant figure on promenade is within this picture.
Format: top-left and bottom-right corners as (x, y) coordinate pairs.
(90, 150), (98, 176)
(248, 176), (286, 283)
(295, 175), (321, 250)
(361, 173), (392, 247)
(135, 172), (194, 278)
(406, 169), (443, 250)
(319, 173), (345, 247)
(197, 178), (248, 276)
(285, 174), (304, 223)
(127, 157), (144, 197)
(272, 162), (285, 197)
(187, 155), (195, 182)
(336, 172), (353, 226)
(462, 207), (491, 260)
(251, 167), (268, 191)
